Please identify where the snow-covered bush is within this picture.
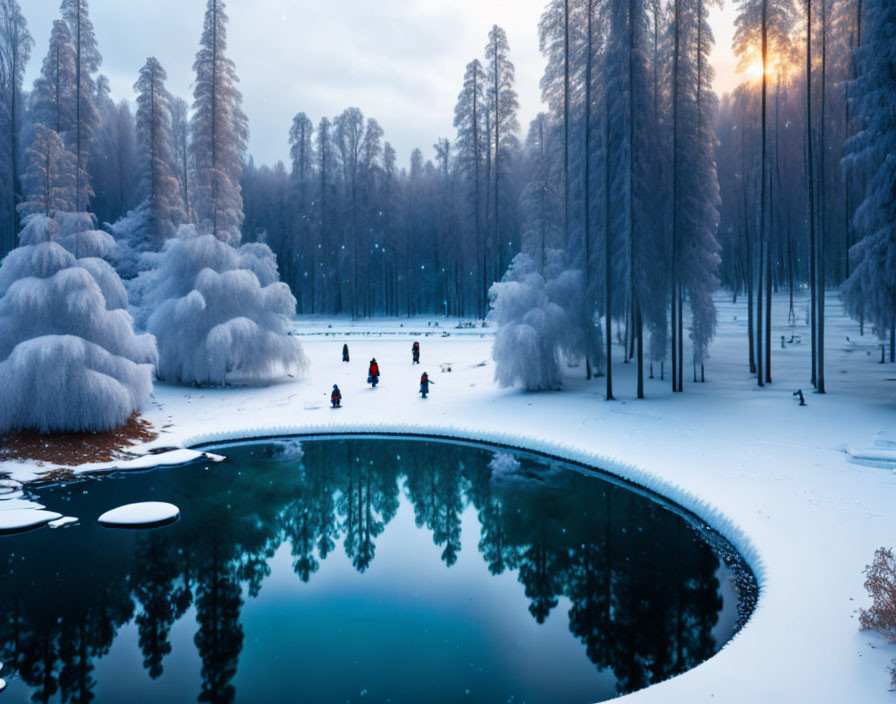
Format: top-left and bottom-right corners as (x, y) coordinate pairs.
(131, 228), (307, 386)
(0, 336), (153, 434)
(0, 213), (158, 433)
(859, 547), (896, 690)
(544, 260), (604, 374)
(489, 251), (601, 391)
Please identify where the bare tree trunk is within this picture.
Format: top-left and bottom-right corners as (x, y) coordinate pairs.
(757, 0), (768, 388)
(671, 0), (681, 392)
(605, 93), (614, 401)
(563, 0), (571, 250)
(807, 0), (818, 388)
(817, 0), (827, 393)
(584, 0), (595, 380)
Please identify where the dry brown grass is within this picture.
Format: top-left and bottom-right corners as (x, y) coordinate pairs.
(0, 414), (158, 471)
(860, 547), (896, 690)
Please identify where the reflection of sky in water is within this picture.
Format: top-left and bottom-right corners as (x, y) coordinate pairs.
(0, 438), (755, 704)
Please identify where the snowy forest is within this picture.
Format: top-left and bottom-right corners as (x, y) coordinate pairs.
(0, 0), (893, 430)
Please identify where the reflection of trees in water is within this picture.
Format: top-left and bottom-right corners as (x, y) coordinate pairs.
(194, 538), (243, 704)
(0, 440), (741, 701)
(132, 532), (192, 678)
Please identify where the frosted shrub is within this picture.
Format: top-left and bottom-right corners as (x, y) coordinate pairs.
(133, 228), (308, 386)
(489, 251), (600, 391)
(859, 548), (896, 690)
(0, 212), (158, 434)
(0, 336), (154, 433)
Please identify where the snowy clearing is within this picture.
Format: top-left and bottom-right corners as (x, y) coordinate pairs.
(1, 290), (895, 701)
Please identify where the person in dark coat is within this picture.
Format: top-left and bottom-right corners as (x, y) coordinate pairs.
(342, 344), (350, 362)
(412, 341), (420, 364)
(368, 359), (380, 387)
(419, 372), (433, 398)
(331, 385), (342, 408)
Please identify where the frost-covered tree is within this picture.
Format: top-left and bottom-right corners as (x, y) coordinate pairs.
(677, 0), (722, 377)
(30, 19), (75, 135)
(519, 114), (562, 271)
(131, 228), (307, 386)
(0, 211), (157, 433)
(18, 125), (79, 217)
(841, 0), (896, 357)
(133, 57), (185, 246)
(88, 81), (138, 225)
(60, 0), (101, 213)
(170, 96), (193, 223)
(335, 107), (365, 319)
(0, 0), (32, 249)
(190, 0), (248, 244)
(485, 25), (520, 282)
(287, 112), (314, 303)
(454, 59), (488, 317)
(489, 251), (599, 390)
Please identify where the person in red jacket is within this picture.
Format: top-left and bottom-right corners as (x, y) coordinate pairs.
(368, 358), (380, 387)
(331, 384), (342, 408)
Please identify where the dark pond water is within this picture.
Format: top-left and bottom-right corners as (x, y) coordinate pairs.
(0, 437), (756, 704)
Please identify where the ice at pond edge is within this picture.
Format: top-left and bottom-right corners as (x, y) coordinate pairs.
(488, 452), (521, 480)
(98, 501), (179, 527)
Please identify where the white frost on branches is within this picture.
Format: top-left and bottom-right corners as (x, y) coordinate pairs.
(489, 251), (600, 391)
(132, 228), (307, 386)
(0, 212), (157, 433)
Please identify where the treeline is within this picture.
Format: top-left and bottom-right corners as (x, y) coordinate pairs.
(241, 25), (525, 320)
(0, 0), (892, 399)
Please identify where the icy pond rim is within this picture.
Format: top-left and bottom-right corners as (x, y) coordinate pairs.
(188, 425), (764, 632)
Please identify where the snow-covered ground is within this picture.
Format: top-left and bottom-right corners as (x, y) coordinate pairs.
(2, 290), (895, 702)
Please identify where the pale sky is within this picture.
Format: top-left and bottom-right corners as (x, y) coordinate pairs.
(22, 0), (745, 168)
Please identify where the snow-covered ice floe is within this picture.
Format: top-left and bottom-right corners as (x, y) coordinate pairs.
(0, 508), (63, 534)
(48, 516), (79, 529)
(0, 498), (45, 511)
(97, 501), (180, 528)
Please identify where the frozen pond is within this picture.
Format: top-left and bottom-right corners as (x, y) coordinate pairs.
(0, 436), (756, 703)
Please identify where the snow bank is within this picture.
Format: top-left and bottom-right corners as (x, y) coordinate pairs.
(112, 448), (225, 470)
(98, 501), (180, 528)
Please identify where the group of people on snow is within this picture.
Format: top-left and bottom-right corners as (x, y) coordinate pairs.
(331, 341), (433, 408)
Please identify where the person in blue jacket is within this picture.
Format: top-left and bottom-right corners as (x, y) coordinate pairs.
(419, 372), (433, 398)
